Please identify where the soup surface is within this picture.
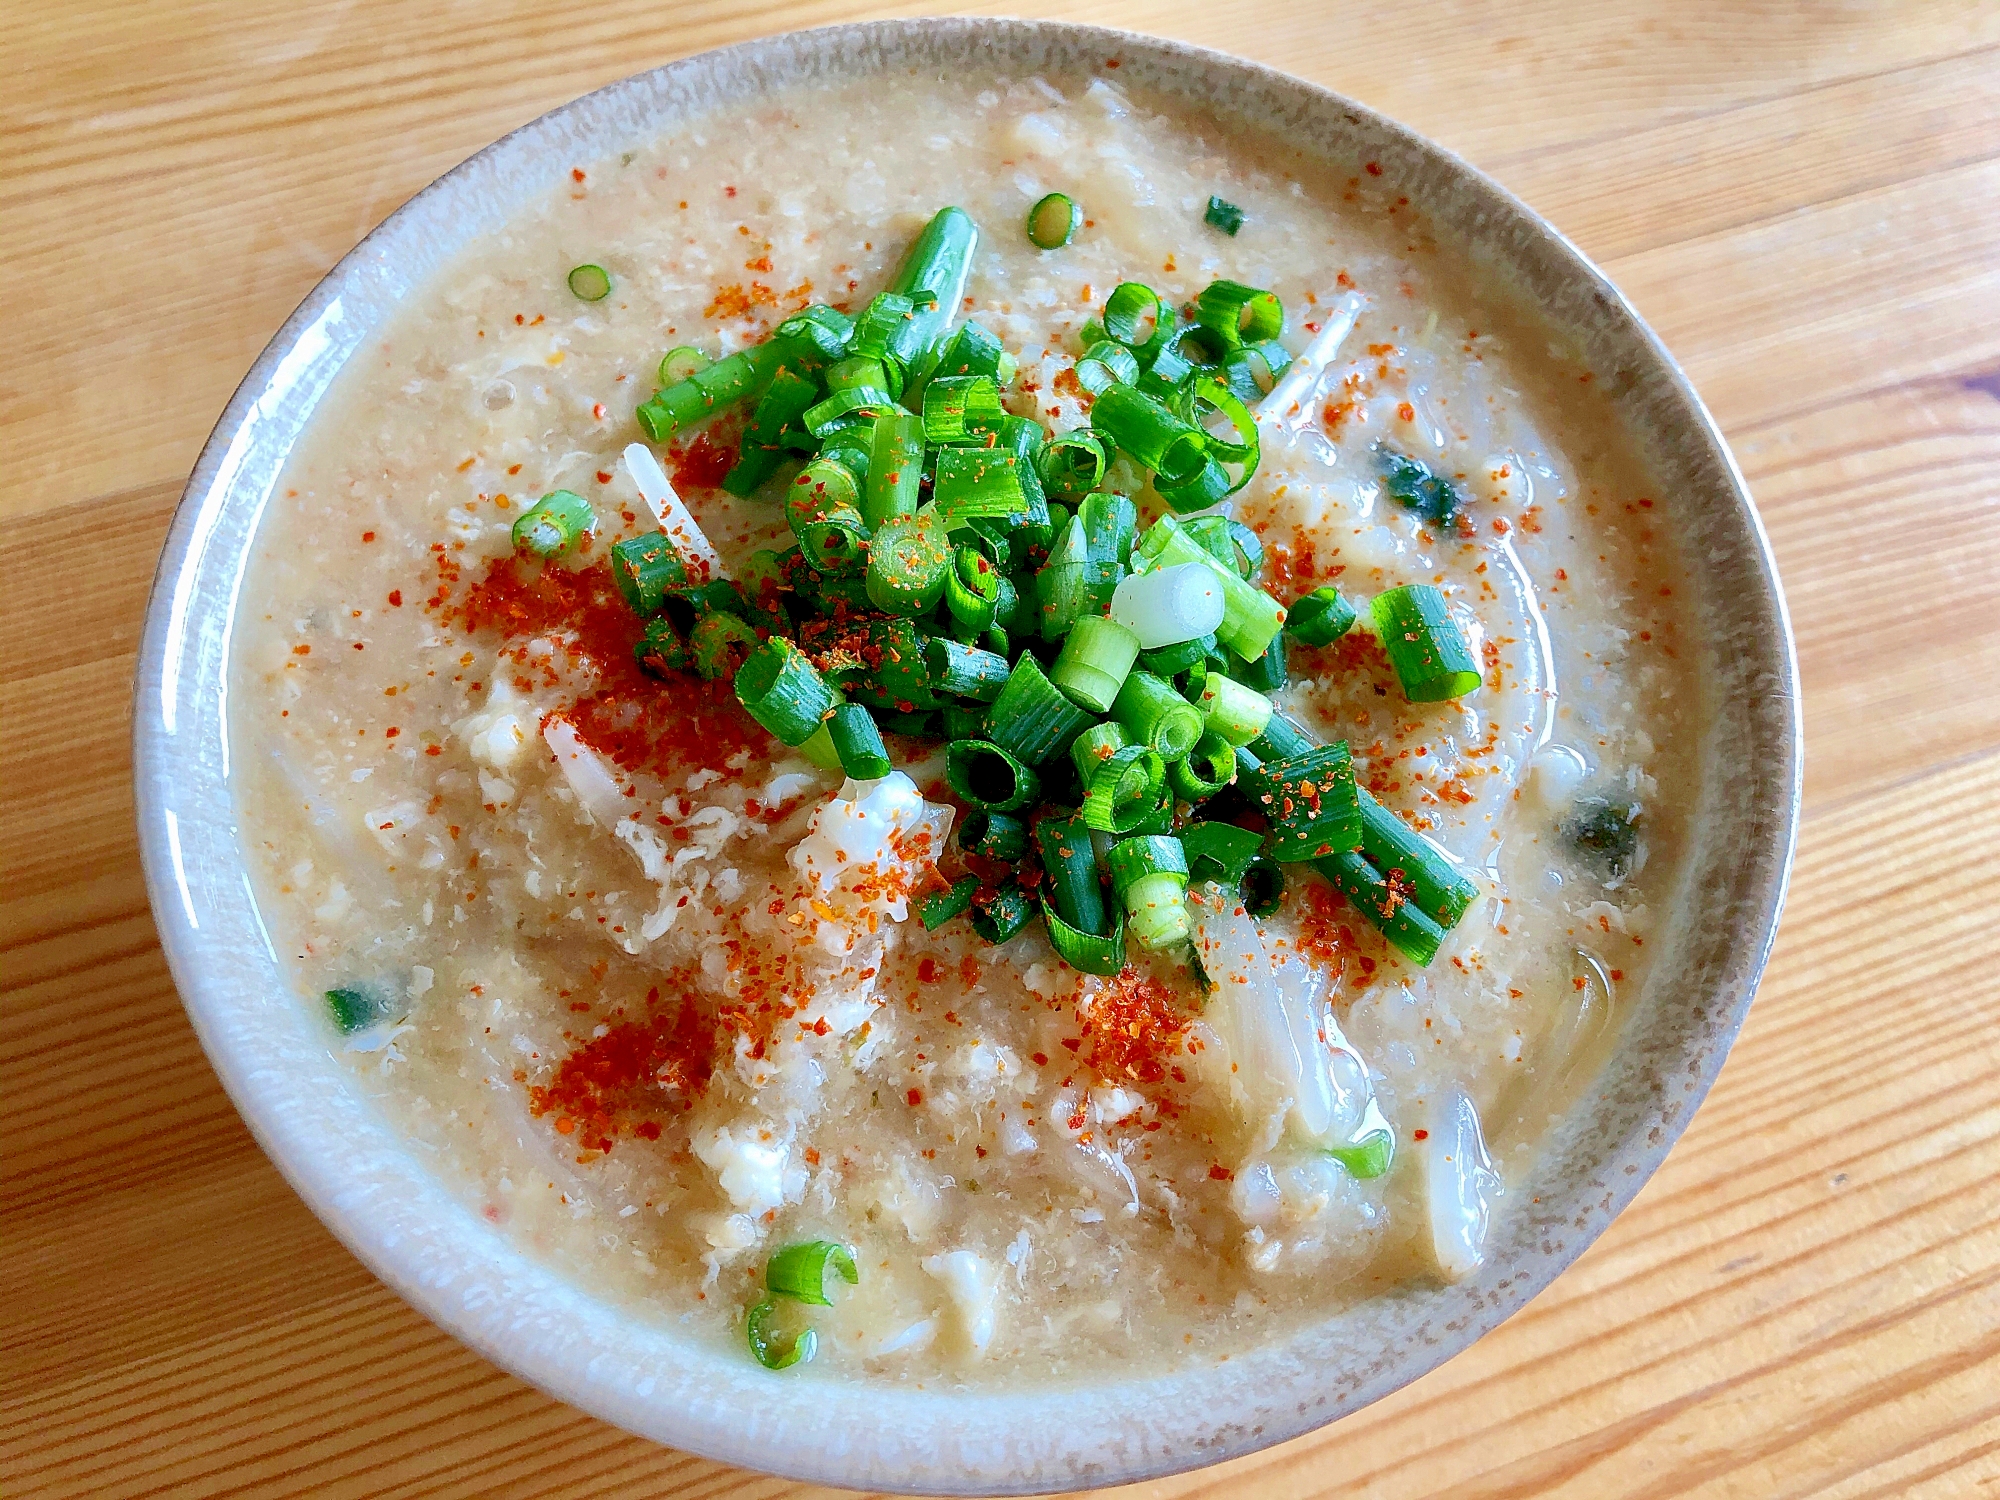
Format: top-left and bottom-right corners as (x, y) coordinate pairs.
(231, 70), (1695, 1384)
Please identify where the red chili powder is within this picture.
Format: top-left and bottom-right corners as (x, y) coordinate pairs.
(668, 430), (737, 492)
(1075, 968), (1194, 1085)
(526, 995), (717, 1153)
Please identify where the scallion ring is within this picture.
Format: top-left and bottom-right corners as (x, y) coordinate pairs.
(1102, 282), (1162, 348)
(1026, 192), (1082, 249)
(765, 1240), (859, 1306)
(567, 263), (611, 301)
(1081, 744), (1167, 834)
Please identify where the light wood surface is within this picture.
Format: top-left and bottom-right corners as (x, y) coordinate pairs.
(5, 3), (1999, 1495)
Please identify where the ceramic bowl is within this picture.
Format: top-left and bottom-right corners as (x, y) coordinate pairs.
(133, 17), (1799, 1493)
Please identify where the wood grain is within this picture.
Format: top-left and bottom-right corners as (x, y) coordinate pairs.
(4, 2), (2000, 1496)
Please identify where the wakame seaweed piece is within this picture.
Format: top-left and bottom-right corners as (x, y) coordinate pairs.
(325, 987), (392, 1034)
(1377, 446), (1465, 526)
(1566, 795), (1644, 874)
(1204, 195), (1245, 235)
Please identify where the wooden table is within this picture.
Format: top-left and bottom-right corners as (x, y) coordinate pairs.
(6, 2), (1999, 1494)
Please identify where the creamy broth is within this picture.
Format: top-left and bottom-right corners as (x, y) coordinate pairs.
(231, 71), (1694, 1385)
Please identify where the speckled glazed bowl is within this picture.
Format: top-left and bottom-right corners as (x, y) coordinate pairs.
(134, 17), (1799, 1494)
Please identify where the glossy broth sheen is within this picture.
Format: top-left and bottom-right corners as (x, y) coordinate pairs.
(231, 72), (1695, 1385)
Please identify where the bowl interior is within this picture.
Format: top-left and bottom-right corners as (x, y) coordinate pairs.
(134, 17), (1798, 1494)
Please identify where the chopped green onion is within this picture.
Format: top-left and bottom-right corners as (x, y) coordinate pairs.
(1377, 447), (1464, 526)
(1075, 339), (1141, 395)
(1036, 430), (1110, 502)
(1325, 1128), (1394, 1179)
(946, 739), (1041, 812)
(825, 617), (938, 712)
(1112, 669), (1204, 761)
(1183, 516), (1262, 580)
(1133, 515), (1286, 660)
(610, 532), (687, 617)
(971, 882), (1035, 944)
(957, 808), (1027, 861)
(325, 987), (390, 1033)
(941, 703), (986, 741)
(933, 447), (1030, 535)
(935, 321), (1008, 380)
(886, 207), (979, 365)
(1078, 490), (1138, 580)
(1026, 192), (1082, 249)
(511, 489), (595, 558)
(1241, 857), (1285, 917)
(657, 346), (710, 386)
(1102, 283), (1162, 347)
(1157, 458), (1233, 514)
(634, 616), (687, 677)
(724, 364), (819, 496)
(746, 1299), (814, 1370)
(945, 546), (1002, 634)
(1106, 835), (1191, 949)
(1035, 513), (1091, 640)
(984, 654), (1092, 766)
(1036, 813), (1108, 936)
(1180, 821), (1263, 884)
(765, 1240), (858, 1306)
(1109, 561), (1226, 649)
(1081, 744), (1167, 834)
(774, 304), (856, 367)
(1140, 324), (1221, 395)
(1359, 788), (1480, 927)
(1287, 587), (1357, 646)
(923, 374), (1003, 445)
(1090, 383), (1207, 486)
(1231, 632), (1288, 694)
(827, 703), (892, 780)
(1050, 615), (1141, 714)
(567, 263), (611, 301)
(879, 713), (938, 742)
(733, 638), (836, 747)
(1168, 732), (1238, 801)
(922, 873), (980, 930)
(826, 353), (891, 396)
(1316, 849), (1446, 966)
(1204, 196), (1245, 235)
(1194, 280), (1284, 349)
(1070, 720), (1129, 786)
(1179, 377), (1260, 480)
(1248, 710), (1315, 763)
(862, 411), (925, 530)
(1141, 633), (1214, 677)
(1041, 897), (1127, 976)
(689, 610), (760, 682)
(804, 386), (898, 436)
(637, 340), (784, 442)
(925, 638), (1012, 702)
(853, 291), (917, 361)
(1253, 742), (1362, 861)
(865, 509), (951, 615)
(1371, 584), (1481, 701)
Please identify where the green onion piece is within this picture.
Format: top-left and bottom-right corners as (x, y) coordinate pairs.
(1036, 813), (1108, 936)
(1359, 788), (1480, 927)
(935, 321), (1008, 380)
(946, 739), (1041, 812)
(1050, 615), (1141, 714)
(886, 206), (979, 365)
(923, 374), (1004, 444)
(511, 489), (596, 558)
(1224, 339), (1291, 400)
(745, 1298), (815, 1371)
(1179, 377), (1260, 476)
(933, 447), (1028, 533)
(958, 808), (1028, 861)
(984, 654), (1092, 766)
(1204, 196), (1245, 235)
(658, 346), (710, 386)
(1231, 632), (1288, 694)
(1377, 447), (1464, 526)
(1326, 1128), (1394, 1179)
(1081, 744), (1167, 834)
(1103, 283), (1162, 347)
(1248, 711), (1315, 763)
(826, 617), (938, 712)
(1194, 279), (1284, 350)
(1035, 513), (1090, 640)
(1111, 670), (1204, 761)
(637, 340), (784, 442)
(825, 703), (892, 780)
(826, 353), (891, 396)
(860, 410), (925, 529)
(1036, 430), (1110, 502)
(1106, 835), (1191, 950)
(1316, 849), (1446, 966)
(1041, 896), (1127, 976)
(945, 546), (1002, 634)
(1070, 720), (1129, 786)
(325, 987), (390, 1033)
(774, 304), (856, 368)
(690, 611), (760, 682)
(1254, 742), (1362, 861)
(1157, 457), (1233, 514)
(1241, 857), (1285, 917)
(1026, 192), (1082, 249)
(971, 882), (1035, 944)
(1141, 633), (1214, 677)
(865, 509), (951, 616)
(1371, 584), (1481, 702)
(733, 639), (836, 747)
(1075, 340), (1142, 395)
(1168, 732), (1238, 801)
(1110, 562), (1226, 649)
(723, 364), (820, 496)
(567, 263), (611, 301)
(765, 1240), (859, 1306)
(1090, 384), (1207, 486)
(941, 703), (986, 740)
(804, 386), (898, 436)
(1133, 515), (1286, 660)
(925, 638), (1012, 702)
(1180, 821), (1264, 884)
(610, 532), (688, 617)
(922, 873), (981, 931)
(853, 291), (917, 361)
(634, 616), (687, 677)
(1287, 586), (1357, 647)
(1079, 489), (1138, 571)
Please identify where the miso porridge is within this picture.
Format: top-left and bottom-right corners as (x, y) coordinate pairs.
(231, 70), (1696, 1384)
